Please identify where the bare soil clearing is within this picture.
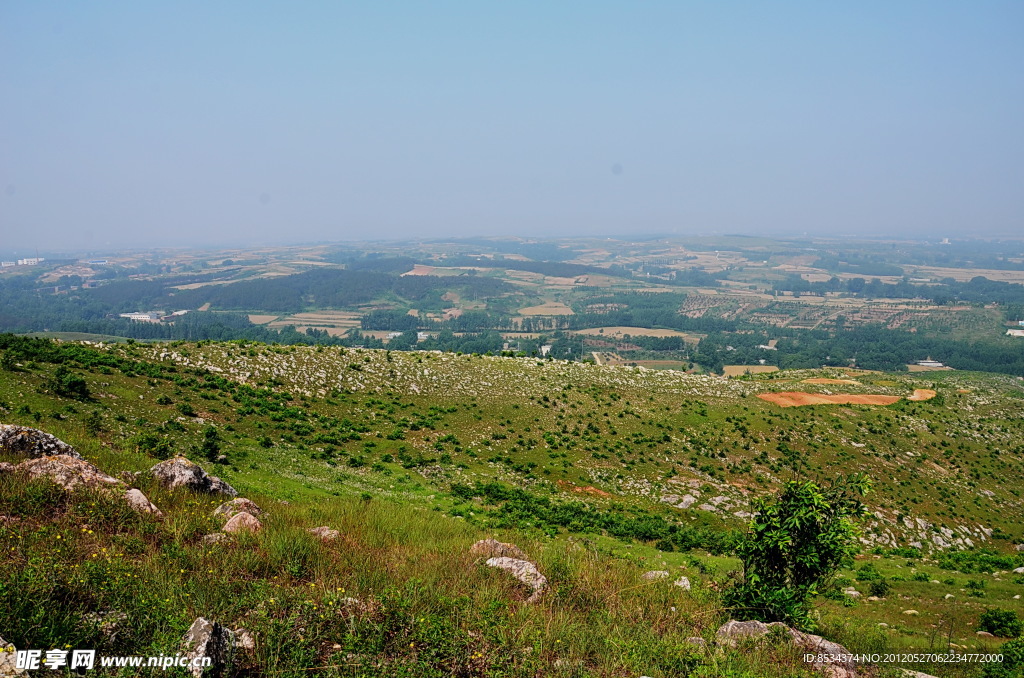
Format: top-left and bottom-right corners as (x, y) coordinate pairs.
(758, 388), (936, 407)
(758, 392), (901, 407)
(518, 302), (574, 316)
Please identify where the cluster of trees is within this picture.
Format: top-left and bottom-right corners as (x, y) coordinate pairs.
(812, 255), (904, 277)
(773, 274), (1024, 306)
(694, 325), (1024, 375)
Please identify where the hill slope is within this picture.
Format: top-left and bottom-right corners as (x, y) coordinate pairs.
(1, 334), (1022, 676)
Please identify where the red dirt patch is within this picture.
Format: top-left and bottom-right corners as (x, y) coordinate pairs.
(557, 480), (612, 497)
(907, 389), (937, 401)
(757, 392), (901, 407)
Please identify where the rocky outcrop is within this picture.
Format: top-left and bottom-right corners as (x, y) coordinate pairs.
(308, 526), (339, 541)
(674, 576), (691, 590)
(222, 512), (261, 534)
(485, 557), (548, 603)
(180, 618), (235, 678)
(470, 538), (528, 560)
(0, 634), (25, 677)
(716, 620), (859, 677)
(19, 456), (120, 490)
(7, 451), (162, 516)
(212, 498), (263, 521)
(0, 425), (81, 459)
(150, 457), (237, 497)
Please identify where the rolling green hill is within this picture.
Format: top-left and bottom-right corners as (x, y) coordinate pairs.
(1, 334), (1022, 677)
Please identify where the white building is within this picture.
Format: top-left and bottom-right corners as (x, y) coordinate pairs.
(119, 312), (161, 322)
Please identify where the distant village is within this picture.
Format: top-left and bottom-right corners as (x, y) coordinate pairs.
(0, 257), (46, 267)
(119, 310), (190, 323)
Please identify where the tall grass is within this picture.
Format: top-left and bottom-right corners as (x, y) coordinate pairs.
(0, 471), (868, 677)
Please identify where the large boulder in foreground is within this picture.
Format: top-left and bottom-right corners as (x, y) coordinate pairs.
(150, 457), (237, 497)
(717, 620), (859, 677)
(485, 557), (548, 603)
(180, 618), (235, 678)
(470, 538), (528, 560)
(19, 455), (120, 490)
(0, 425), (81, 459)
(16, 456), (163, 516)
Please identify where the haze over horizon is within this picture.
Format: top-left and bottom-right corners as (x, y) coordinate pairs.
(3, 2), (1023, 251)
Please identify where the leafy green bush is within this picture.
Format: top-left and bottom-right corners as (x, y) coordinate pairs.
(855, 563), (883, 582)
(979, 609), (1024, 638)
(868, 578), (891, 597)
(939, 549), (1023, 574)
(47, 365), (90, 400)
(724, 474), (871, 630)
(982, 637), (1024, 678)
(967, 579), (988, 597)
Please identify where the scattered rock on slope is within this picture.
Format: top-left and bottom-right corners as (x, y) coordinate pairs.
(222, 512), (261, 534)
(213, 498), (263, 521)
(0, 425), (81, 459)
(470, 538), (528, 560)
(308, 526), (339, 541)
(485, 557), (548, 603)
(124, 488), (163, 516)
(150, 457), (237, 496)
(19, 456), (120, 490)
(641, 570), (670, 581)
(180, 618), (235, 678)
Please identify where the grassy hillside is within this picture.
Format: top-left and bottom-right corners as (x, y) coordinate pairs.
(1, 335), (1022, 676)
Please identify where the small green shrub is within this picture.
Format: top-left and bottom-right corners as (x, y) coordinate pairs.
(979, 609), (1024, 638)
(868, 578), (891, 598)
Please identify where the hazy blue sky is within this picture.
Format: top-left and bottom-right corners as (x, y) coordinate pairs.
(2, 2), (1022, 251)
